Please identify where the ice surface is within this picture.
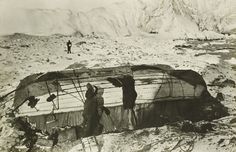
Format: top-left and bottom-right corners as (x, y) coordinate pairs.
(0, 0), (235, 38)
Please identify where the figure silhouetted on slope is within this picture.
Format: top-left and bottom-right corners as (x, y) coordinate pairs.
(67, 40), (72, 54)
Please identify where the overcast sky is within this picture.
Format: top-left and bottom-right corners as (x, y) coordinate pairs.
(0, 0), (123, 12)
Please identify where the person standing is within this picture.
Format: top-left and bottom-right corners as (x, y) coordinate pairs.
(121, 75), (137, 130)
(94, 86), (105, 135)
(66, 40), (72, 54)
(83, 83), (99, 137)
(107, 75), (137, 130)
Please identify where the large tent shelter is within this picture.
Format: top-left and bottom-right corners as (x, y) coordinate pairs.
(13, 65), (225, 136)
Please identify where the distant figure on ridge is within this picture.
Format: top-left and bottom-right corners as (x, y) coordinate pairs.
(66, 40), (72, 54)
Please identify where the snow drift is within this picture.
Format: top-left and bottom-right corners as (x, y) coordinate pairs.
(0, 0), (235, 38)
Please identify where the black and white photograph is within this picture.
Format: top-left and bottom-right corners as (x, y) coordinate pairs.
(0, 0), (236, 151)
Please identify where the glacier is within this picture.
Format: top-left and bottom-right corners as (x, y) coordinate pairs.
(0, 0), (235, 38)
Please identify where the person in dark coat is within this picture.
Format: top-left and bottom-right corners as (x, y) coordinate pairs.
(107, 75), (137, 109)
(66, 40), (72, 54)
(121, 75), (137, 109)
(83, 83), (99, 137)
(120, 75), (137, 129)
(107, 75), (137, 129)
(93, 87), (106, 135)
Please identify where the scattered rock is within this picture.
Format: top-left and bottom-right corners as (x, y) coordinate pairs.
(199, 123), (215, 133)
(221, 79), (235, 88)
(211, 78), (235, 88)
(175, 44), (192, 49)
(137, 130), (149, 137)
(210, 76), (224, 85)
(181, 121), (215, 133)
(46, 58), (50, 62)
(149, 31), (158, 34)
(154, 128), (160, 135)
(66, 57), (72, 60)
(89, 42), (96, 45)
(137, 144), (151, 152)
(229, 137), (236, 144)
(50, 62), (56, 65)
(0, 46), (11, 49)
(75, 41), (86, 46)
(218, 139), (225, 145)
(20, 44), (30, 48)
(216, 93), (224, 102)
(181, 121), (195, 132)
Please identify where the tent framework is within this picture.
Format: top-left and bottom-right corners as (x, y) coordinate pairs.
(11, 64), (210, 133)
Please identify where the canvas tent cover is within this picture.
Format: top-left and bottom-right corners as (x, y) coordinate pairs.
(13, 64), (210, 132)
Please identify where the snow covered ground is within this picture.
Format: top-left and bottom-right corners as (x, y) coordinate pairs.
(0, 0), (236, 151)
(0, 33), (236, 152)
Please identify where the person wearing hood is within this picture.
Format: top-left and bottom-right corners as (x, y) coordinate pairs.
(83, 83), (99, 137)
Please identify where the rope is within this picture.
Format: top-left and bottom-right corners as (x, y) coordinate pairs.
(71, 79), (85, 104)
(45, 81), (51, 95)
(169, 135), (197, 152)
(61, 89), (84, 104)
(34, 107), (39, 111)
(153, 72), (166, 101)
(52, 101), (57, 110)
(78, 79), (85, 101)
(56, 80), (60, 110)
(169, 138), (184, 151)
(73, 70), (86, 102)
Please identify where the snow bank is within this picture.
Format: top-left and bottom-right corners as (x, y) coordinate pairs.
(225, 57), (236, 65)
(0, 0), (235, 38)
